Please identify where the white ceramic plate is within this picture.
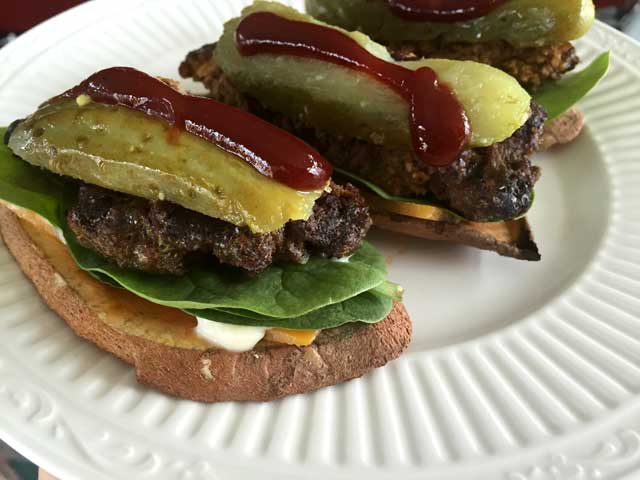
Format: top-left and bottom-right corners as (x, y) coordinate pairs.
(1, 1), (640, 479)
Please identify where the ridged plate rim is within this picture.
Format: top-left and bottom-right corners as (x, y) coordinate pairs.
(1, 1), (640, 479)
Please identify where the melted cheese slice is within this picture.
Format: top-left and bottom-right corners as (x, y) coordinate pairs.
(265, 328), (319, 346)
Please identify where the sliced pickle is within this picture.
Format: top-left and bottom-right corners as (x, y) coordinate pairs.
(306, 0), (595, 48)
(8, 100), (323, 233)
(215, 2), (531, 149)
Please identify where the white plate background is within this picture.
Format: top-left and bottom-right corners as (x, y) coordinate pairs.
(1, 1), (640, 479)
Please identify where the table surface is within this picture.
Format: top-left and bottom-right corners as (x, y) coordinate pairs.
(1, 5), (639, 480)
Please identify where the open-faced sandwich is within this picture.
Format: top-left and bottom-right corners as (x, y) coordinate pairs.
(306, 0), (610, 148)
(0, 67), (410, 402)
(181, 1), (545, 260)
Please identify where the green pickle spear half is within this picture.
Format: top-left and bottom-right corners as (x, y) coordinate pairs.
(8, 100), (324, 233)
(215, 1), (531, 150)
(306, 0), (595, 48)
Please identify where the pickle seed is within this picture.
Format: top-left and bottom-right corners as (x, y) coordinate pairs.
(76, 135), (88, 149)
(75, 94), (92, 107)
(32, 127), (45, 138)
(92, 124), (106, 135)
(370, 132), (385, 144)
(213, 186), (226, 199)
(48, 156), (62, 171)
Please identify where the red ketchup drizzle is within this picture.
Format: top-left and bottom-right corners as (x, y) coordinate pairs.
(236, 12), (470, 167)
(55, 67), (331, 191)
(384, 0), (507, 22)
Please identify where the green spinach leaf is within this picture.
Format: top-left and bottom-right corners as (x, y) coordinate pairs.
(64, 231), (388, 317)
(0, 128), (68, 226)
(193, 290), (393, 329)
(533, 52), (610, 121)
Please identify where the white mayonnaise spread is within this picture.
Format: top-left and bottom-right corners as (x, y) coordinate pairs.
(195, 318), (267, 352)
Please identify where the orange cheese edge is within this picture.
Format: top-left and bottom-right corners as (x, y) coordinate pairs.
(265, 328), (320, 347)
(362, 192), (459, 222)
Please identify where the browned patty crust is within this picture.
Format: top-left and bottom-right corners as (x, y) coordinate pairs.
(180, 44), (545, 222)
(67, 181), (371, 275)
(388, 41), (580, 91)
